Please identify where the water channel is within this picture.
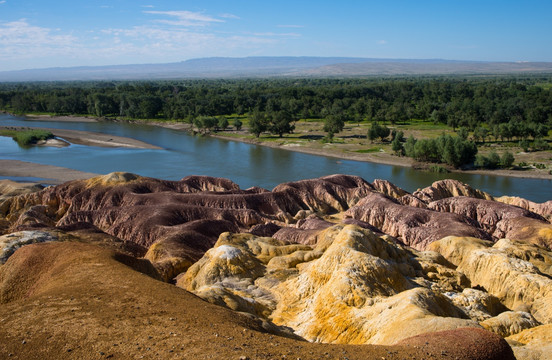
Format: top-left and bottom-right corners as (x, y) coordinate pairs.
(1, 113), (551, 202)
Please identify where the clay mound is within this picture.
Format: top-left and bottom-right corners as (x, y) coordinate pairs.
(496, 195), (552, 220)
(398, 328), (515, 360)
(428, 196), (550, 244)
(272, 174), (375, 213)
(0, 230), (58, 264)
(413, 179), (494, 203)
(372, 178), (408, 198)
(2, 172), (551, 279)
(0, 241), (512, 360)
(344, 192), (491, 250)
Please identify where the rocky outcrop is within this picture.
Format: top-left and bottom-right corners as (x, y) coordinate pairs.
(428, 196), (550, 246)
(0, 230), (58, 264)
(180, 224), (489, 345)
(344, 192), (491, 250)
(2, 173), (551, 279)
(429, 236), (552, 324)
(2, 173), (551, 355)
(507, 324), (552, 360)
(481, 311), (539, 337)
(496, 195), (552, 221)
(0, 180), (44, 202)
(413, 179), (494, 203)
(371, 179), (407, 199)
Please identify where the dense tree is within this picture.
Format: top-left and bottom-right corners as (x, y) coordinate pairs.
(408, 134), (477, 168)
(1, 76), (550, 148)
(368, 122), (391, 142)
(391, 134), (404, 156)
(323, 114), (345, 141)
(268, 110), (295, 137)
(404, 135), (417, 157)
(217, 117), (229, 131)
(233, 118), (243, 131)
(248, 111), (268, 137)
(500, 151), (515, 168)
(473, 127), (489, 143)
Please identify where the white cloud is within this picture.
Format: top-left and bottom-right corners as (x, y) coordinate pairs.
(253, 32), (300, 38)
(144, 10), (224, 27)
(0, 1), (6, 4)
(141, 5), (154, 8)
(0, 19), (78, 59)
(219, 13), (240, 20)
(0, 10), (298, 70)
(277, 24), (305, 28)
(377, 40), (387, 45)
(100, 24), (277, 58)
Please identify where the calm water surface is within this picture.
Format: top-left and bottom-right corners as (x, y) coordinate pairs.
(1, 114), (550, 202)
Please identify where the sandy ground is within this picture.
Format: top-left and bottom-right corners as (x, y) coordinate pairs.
(0, 160), (99, 184)
(25, 114), (99, 122)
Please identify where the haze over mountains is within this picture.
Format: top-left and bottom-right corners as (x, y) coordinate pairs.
(2, 57), (552, 82)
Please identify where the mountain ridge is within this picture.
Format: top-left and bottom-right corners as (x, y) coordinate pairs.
(1, 56), (552, 82)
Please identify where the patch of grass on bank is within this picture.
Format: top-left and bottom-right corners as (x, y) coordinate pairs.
(397, 119), (450, 131)
(354, 147), (381, 153)
(0, 129), (54, 147)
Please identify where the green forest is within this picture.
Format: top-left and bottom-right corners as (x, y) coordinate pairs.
(1, 76), (551, 168)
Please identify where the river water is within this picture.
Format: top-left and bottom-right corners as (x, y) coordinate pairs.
(1, 113), (550, 202)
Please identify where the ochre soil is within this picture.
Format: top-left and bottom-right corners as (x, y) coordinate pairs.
(0, 241), (513, 360)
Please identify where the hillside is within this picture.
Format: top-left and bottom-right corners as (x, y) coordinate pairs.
(2, 56), (552, 81)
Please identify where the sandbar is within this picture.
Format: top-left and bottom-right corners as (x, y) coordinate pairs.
(0, 160), (98, 185)
(0, 126), (162, 149)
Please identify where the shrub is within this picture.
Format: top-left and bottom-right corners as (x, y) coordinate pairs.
(532, 139), (549, 151)
(12, 129), (54, 147)
(499, 151), (515, 168)
(519, 139), (530, 152)
(429, 165), (449, 173)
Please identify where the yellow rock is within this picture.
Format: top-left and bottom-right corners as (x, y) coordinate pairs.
(481, 311), (539, 337)
(507, 324), (552, 360)
(430, 236), (552, 324)
(182, 225), (481, 345)
(85, 172), (140, 188)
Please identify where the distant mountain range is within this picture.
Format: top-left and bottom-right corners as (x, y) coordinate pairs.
(2, 57), (552, 82)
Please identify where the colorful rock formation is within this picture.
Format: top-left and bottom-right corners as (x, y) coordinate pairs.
(0, 173), (551, 359)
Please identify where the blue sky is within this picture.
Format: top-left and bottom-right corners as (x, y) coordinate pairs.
(0, 0), (551, 71)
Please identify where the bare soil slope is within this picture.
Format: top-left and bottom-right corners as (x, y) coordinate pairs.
(0, 241), (514, 360)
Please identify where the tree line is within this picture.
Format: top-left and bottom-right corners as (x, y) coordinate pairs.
(1, 77), (551, 127)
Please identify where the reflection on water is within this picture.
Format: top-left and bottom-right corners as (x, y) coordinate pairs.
(1, 113), (551, 201)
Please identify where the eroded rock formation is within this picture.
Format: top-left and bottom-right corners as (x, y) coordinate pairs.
(0, 173), (550, 358)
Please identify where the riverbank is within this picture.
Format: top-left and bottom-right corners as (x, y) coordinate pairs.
(13, 114), (552, 180)
(0, 160), (99, 184)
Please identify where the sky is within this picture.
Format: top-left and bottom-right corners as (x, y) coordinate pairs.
(0, 0), (551, 71)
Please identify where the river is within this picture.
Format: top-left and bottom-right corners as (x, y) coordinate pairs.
(1, 113), (550, 202)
